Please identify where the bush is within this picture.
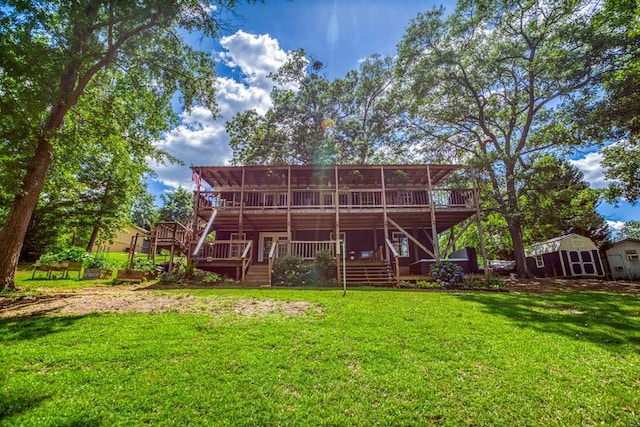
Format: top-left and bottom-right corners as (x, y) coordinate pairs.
(462, 275), (483, 289)
(272, 256), (313, 287)
(121, 258), (156, 272)
(485, 275), (506, 290)
(314, 250), (336, 285)
(83, 253), (117, 270)
(38, 246), (88, 264)
(416, 279), (443, 289)
(429, 260), (464, 286)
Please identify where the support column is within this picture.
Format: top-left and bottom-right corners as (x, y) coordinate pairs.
(381, 166), (390, 262)
(287, 166), (292, 242)
(335, 165), (341, 286)
(239, 167), (245, 236)
(426, 165), (440, 260)
(470, 166), (489, 277)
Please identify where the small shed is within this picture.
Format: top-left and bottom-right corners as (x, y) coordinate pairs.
(605, 238), (640, 281)
(525, 234), (604, 278)
(96, 225), (150, 254)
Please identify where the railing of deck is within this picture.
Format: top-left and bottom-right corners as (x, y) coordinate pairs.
(385, 238), (401, 283)
(191, 240), (252, 261)
(289, 241), (336, 260)
(154, 222), (192, 247)
(240, 241), (253, 282)
(196, 188), (475, 210)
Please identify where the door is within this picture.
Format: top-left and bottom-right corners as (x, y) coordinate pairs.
(565, 250), (598, 276)
(258, 233), (288, 262)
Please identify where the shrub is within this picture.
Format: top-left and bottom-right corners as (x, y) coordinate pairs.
(416, 279), (443, 289)
(314, 250), (336, 285)
(83, 254), (117, 270)
(462, 275), (483, 289)
(39, 246), (88, 263)
(485, 275), (506, 290)
(429, 260), (464, 286)
(272, 256), (313, 287)
(121, 258), (156, 272)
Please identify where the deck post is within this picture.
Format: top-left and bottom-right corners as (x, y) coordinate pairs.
(470, 166), (489, 277)
(239, 167), (245, 236)
(426, 165), (440, 260)
(287, 166), (292, 242)
(380, 166), (390, 263)
(335, 165), (341, 287)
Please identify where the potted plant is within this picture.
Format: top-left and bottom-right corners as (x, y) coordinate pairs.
(83, 254), (116, 279)
(32, 246), (87, 279)
(117, 258), (158, 282)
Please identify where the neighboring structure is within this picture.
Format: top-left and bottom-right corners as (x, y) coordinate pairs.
(152, 164), (484, 285)
(605, 238), (640, 281)
(525, 233), (605, 278)
(96, 225), (150, 254)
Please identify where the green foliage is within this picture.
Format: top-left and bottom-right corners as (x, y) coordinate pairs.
(615, 220), (640, 241)
(485, 275), (507, 290)
(462, 275), (484, 289)
(429, 261), (464, 286)
(39, 246), (88, 263)
(158, 186), (194, 224)
(396, 0), (619, 275)
(228, 51), (404, 165)
(314, 250), (336, 285)
(83, 253), (117, 270)
(122, 258), (156, 272)
(272, 256), (313, 287)
(416, 279), (442, 289)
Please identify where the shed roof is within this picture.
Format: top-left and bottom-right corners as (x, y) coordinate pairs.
(526, 233), (597, 256)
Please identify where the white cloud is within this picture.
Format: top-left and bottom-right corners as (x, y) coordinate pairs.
(569, 152), (609, 189)
(607, 220), (625, 232)
(152, 31), (289, 190)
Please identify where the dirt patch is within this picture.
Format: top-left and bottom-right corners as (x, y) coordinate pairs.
(0, 286), (320, 319)
(504, 277), (640, 294)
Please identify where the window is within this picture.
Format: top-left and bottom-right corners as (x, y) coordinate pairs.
(535, 255), (544, 268)
(625, 249), (639, 261)
(392, 232), (409, 257)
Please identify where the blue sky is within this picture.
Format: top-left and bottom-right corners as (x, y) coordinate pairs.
(149, 0), (638, 232)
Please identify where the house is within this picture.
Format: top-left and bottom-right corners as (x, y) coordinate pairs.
(605, 238), (640, 281)
(96, 225), (150, 254)
(525, 233), (605, 278)
(153, 164), (484, 285)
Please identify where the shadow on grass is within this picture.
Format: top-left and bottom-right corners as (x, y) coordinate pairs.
(0, 313), (89, 342)
(454, 291), (640, 353)
(0, 389), (50, 421)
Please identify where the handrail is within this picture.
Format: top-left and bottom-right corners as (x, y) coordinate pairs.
(267, 241), (278, 286)
(385, 238), (400, 284)
(241, 241), (253, 283)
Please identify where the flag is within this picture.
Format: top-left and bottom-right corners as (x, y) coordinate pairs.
(192, 170), (201, 188)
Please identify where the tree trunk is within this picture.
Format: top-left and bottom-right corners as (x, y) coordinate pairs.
(86, 225), (100, 252)
(0, 136), (55, 290)
(506, 216), (530, 278)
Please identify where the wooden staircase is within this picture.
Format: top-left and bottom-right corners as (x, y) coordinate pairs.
(345, 260), (396, 287)
(244, 264), (271, 285)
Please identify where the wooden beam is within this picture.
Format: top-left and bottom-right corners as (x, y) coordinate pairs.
(239, 167), (245, 235)
(381, 166), (390, 262)
(426, 164), (440, 259)
(470, 166), (489, 277)
(387, 217), (436, 259)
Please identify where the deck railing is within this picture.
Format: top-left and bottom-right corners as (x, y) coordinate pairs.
(154, 222), (193, 248)
(197, 188), (474, 211)
(385, 238), (401, 283)
(191, 240), (252, 261)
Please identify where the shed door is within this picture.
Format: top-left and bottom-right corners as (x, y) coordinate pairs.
(565, 250), (598, 276)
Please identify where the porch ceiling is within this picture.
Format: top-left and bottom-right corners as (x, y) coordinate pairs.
(192, 164), (463, 190)
(203, 209), (475, 233)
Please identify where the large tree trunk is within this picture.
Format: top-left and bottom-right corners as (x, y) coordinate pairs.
(507, 217), (530, 277)
(0, 136), (55, 290)
(86, 225), (100, 253)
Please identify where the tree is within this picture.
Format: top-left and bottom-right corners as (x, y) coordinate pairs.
(228, 51), (406, 165)
(396, 0), (617, 276)
(0, 1), (244, 290)
(595, 0), (640, 203)
(131, 186), (160, 231)
(616, 220), (640, 241)
(158, 187), (194, 225)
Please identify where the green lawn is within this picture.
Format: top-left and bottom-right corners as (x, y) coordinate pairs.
(1, 279), (639, 425)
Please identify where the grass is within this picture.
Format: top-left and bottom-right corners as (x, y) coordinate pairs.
(1, 277), (639, 425)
